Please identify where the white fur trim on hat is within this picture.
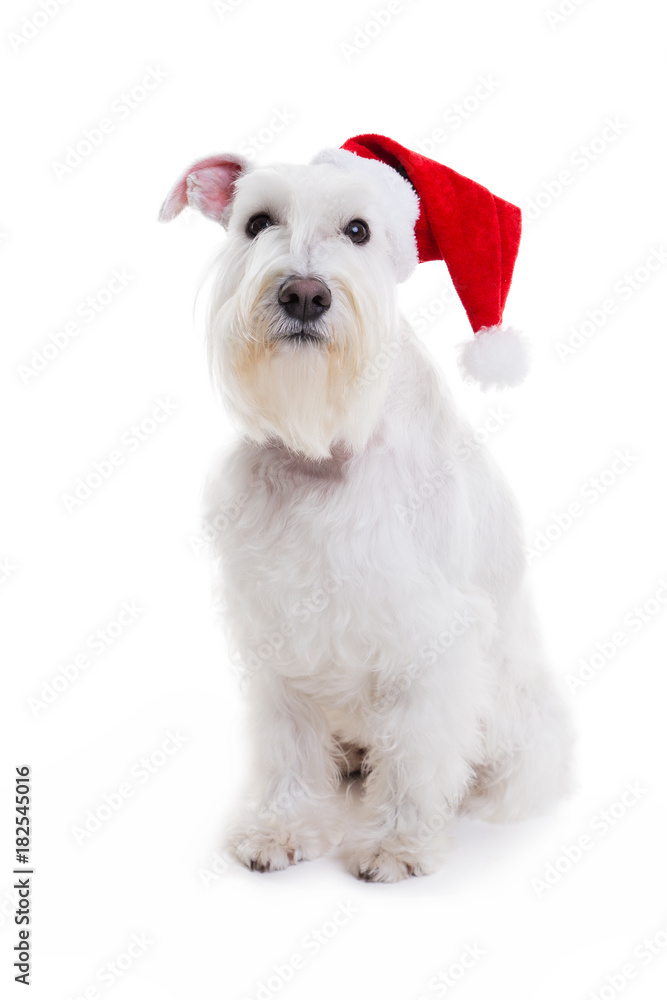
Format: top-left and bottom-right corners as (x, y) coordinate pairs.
(458, 326), (530, 390)
(311, 147), (420, 283)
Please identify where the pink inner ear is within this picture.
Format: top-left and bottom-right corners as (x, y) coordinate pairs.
(159, 154), (246, 223)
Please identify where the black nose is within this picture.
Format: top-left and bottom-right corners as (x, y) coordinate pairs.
(278, 277), (331, 322)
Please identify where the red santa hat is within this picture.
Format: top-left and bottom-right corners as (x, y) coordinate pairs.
(340, 133), (528, 390)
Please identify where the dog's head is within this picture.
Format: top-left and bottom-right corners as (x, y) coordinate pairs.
(160, 149), (419, 459)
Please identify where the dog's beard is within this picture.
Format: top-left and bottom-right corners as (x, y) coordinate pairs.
(208, 254), (399, 460)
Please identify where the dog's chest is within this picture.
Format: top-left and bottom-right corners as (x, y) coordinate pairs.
(217, 441), (452, 679)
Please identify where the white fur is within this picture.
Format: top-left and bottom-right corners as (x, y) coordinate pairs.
(204, 161), (419, 459)
(458, 325), (530, 390)
(310, 147), (420, 282)
(163, 150), (573, 881)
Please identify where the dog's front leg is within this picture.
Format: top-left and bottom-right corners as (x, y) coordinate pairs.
(348, 679), (478, 883)
(230, 671), (339, 872)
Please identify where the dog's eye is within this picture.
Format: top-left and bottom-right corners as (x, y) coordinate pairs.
(344, 219), (370, 245)
(246, 213), (273, 238)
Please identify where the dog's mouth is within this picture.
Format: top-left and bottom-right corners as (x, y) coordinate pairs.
(286, 330), (323, 345)
(277, 323), (326, 346)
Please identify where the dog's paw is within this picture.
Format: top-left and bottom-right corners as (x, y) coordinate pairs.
(350, 843), (439, 883)
(235, 832), (298, 873)
(232, 827), (327, 873)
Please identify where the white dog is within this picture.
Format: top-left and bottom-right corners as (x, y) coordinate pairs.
(160, 136), (573, 882)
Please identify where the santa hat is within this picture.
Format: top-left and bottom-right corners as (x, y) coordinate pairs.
(340, 133), (528, 390)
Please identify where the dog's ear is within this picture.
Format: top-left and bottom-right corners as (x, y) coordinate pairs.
(158, 154), (250, 225)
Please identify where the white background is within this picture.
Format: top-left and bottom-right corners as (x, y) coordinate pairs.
(2, 0), (666, 998)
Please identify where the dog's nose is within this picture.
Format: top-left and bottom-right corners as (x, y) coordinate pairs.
(278, 277), (331, 322)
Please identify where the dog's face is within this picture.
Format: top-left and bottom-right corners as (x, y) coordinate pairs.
(161, 149), (419, 459)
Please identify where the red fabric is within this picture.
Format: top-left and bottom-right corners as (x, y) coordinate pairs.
(341, 133), (522, 333)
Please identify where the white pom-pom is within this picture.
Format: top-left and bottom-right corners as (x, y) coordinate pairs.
(458, 326), (530, 390)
